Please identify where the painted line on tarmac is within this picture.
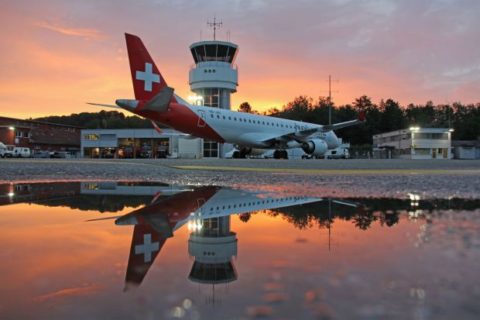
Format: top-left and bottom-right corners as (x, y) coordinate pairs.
(173, 165), (480, 175)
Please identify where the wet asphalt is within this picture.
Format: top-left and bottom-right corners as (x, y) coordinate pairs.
(1, 158), (479, 199)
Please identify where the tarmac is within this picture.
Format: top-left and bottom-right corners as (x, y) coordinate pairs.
(1, 158), (479, 199)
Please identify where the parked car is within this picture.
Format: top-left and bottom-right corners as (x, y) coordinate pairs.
(33, 150), (50, 158)
(50, 151), (70, 158)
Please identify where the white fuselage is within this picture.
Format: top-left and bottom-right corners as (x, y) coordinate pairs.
(188, 104), (340, 149)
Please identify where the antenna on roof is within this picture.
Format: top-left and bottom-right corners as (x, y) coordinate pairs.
(207, 16), (222, 40)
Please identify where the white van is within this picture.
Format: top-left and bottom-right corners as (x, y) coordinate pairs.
(325, 147), (350, 159)
(0, 142), (6, 158)
(13, 147), (31, 158)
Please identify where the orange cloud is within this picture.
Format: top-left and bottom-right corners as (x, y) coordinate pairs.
(33, 284), (103, 303)
(35, 21), (105, 41)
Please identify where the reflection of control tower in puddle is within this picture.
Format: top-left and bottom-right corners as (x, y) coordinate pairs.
(188, 216), (238, 286)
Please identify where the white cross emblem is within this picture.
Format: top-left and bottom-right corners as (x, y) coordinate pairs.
(135, 234), (159, 263)
(136, 63), (160, 92)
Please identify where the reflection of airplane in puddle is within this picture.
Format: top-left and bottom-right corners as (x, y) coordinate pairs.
(114, 187), (323, 290)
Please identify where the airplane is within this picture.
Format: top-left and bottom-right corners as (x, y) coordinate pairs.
(91, 34), (365, 159)
(114, 186), (323, 289)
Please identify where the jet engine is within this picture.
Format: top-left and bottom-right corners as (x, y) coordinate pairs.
(301, 139), (328, 157)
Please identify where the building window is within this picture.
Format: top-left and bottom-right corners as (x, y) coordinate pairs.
(415, 148), (430, 155)
(202, 88), (220, 107)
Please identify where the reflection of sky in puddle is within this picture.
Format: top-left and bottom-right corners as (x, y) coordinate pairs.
(0, 181), (479, 319)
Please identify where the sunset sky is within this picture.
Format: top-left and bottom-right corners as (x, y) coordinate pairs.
(0, 0), (479, 119)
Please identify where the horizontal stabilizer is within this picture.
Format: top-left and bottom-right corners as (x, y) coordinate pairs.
(143, 86), (174, 113)
(144, 214), (174, 238)
(86, 102), (119, 109)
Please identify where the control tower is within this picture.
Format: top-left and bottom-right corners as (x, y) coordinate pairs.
(189, 19), (238, 158)
(188, 216), (238, 285)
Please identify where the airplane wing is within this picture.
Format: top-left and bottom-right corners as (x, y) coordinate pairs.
(261, 111), (365, 146)
(320, 116), (365, 132)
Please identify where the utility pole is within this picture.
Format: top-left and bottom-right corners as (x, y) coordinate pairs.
(327, 75), (339, 125)
(207, 16), (222, 40)
(328, 198), (332, 252)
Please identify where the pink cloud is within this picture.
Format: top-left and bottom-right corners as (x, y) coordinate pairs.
(35, 21), (105, 40)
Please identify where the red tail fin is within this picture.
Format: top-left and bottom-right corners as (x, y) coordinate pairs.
(358, 111), (366, 122)
(125, 33), (169, 101)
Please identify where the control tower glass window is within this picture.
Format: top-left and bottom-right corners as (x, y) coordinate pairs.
(191, 44), (237, 63)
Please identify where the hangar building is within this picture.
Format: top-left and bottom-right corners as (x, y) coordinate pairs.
(81, 128), (202, 158)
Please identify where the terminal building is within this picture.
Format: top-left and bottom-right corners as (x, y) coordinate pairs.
(373, 127), (453, 159)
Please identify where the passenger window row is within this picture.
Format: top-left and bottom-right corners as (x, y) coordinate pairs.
(208, 196), (307, 211)
(208, 112), (309, 130)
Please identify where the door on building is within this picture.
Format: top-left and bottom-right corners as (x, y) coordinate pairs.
(442, 148), (448, 159)
(203, 140), (218, 158)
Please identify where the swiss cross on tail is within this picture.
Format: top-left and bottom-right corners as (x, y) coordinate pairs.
(136, 63), (160, 92)
(125, 33), (172, 101)
(125, 224), (166, 289)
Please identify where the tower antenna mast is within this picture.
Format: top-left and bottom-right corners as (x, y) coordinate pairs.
(207, 16), (223, 40)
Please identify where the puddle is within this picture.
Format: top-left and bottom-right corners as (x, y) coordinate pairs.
(0, 181), (479, 319)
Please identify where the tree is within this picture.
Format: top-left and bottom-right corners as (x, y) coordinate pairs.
(379, 99), (405, 132)
(238, 102), (253, 113)
(353, 95), (374, 112)
(281, 96), (313, 122)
